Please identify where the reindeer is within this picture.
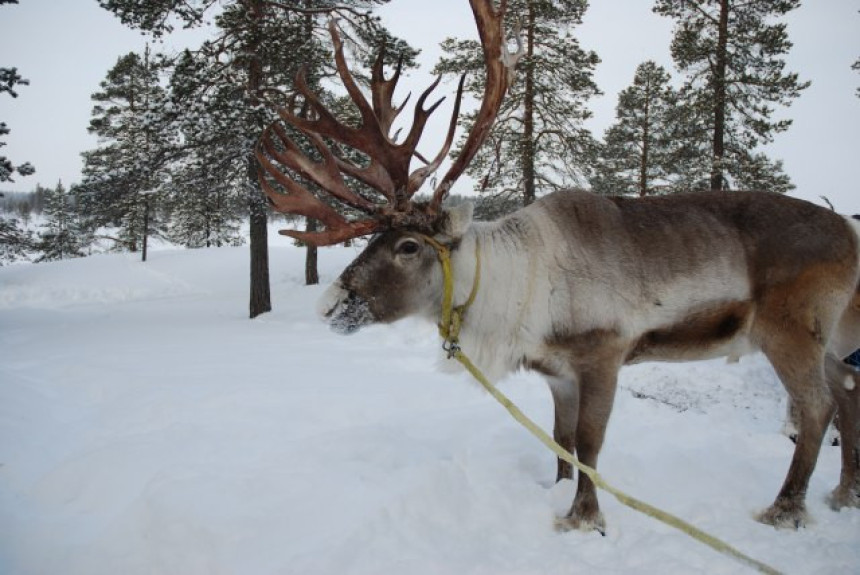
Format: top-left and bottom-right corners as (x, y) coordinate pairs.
(256, 0), (860, 532)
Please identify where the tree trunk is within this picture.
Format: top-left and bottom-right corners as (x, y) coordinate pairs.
(639, 77), (651, 197)
(142, 195), (149, 262)
(248, 174), (271, 318)
(205, 208), (212, 248)
(305, 217), (319, 286)
(521, 4), (537, 206)
(710, 0), (729, 191)
(141, 45), (152, 263)
(246, 0), (272, 318)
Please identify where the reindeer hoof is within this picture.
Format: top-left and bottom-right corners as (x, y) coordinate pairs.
(554, 512), (606, 536)
(827, 485), (860, 511)
(756, 500), (809, 529)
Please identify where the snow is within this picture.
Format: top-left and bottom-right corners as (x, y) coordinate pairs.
(1, 245), (858, 574)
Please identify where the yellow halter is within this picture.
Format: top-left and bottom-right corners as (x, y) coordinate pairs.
(421, 235), (481, 358)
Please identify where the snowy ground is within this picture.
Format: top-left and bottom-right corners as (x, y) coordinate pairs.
(1, 244), (858, 574)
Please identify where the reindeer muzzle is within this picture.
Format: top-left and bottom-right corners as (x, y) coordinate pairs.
(317, 281), (375, 335)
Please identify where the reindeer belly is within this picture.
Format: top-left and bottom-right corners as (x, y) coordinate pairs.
(624, 299), (755, 364)
(550, 245), (756, 365)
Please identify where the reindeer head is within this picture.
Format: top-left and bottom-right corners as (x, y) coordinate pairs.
(316, 203), (475, 333)
(256, 0), (520, 333)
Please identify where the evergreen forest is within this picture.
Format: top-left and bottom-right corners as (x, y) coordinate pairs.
(2, 0), (856, 317)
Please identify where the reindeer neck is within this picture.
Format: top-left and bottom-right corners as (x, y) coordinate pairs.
(446, 225), (489, 309)
(440, 214), (546, 382)
(427, 231), (481, 350)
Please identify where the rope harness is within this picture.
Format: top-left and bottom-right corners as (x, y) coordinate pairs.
(422, 234), (481, 358)
(422, 235), (781, 575)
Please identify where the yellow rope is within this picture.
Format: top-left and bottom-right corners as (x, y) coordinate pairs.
(425, 236), (781, 575)
(423, 235), (481, 350)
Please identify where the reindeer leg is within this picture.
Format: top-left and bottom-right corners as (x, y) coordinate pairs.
(757, 343), (834, 529)
(825, 357), (860, 510)
(555, 363), (619, 535)
(549, 377), (580, 482)
(783, 397), (801, 444)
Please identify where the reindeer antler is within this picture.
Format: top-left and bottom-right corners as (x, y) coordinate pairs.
(428, 1), (522, 215)
(256, 0), (522, 246)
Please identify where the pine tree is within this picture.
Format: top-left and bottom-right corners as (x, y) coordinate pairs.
(592, 61), (683, 197)
(164, 137), (245, 249)
(434, 0), (599, 206)
(34, 181), (87, 263)
(0, 194), (33, 265)
(99, 0), (413, 316)
(81, 48), (173, 260)
(68, 184), (98, 255)
(653, 0), (808, 193)
(160, 50), (246, 250)
(29, 185), (46, 215)
(1, 54), (35, 182)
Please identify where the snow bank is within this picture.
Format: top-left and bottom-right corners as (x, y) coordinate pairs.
(1, 246), (858, 574)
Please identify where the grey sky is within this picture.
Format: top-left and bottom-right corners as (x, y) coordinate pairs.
(1, 0), (858, 213)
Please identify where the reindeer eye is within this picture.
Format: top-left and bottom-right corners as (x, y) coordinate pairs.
(396, 238), (421, 256)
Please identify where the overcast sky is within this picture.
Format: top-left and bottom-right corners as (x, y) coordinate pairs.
(1, 1), (858, 213)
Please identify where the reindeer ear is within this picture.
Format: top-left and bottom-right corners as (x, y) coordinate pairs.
(436, 202), (474, 241)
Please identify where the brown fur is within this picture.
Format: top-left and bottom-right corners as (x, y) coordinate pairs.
(627, 301), (753, 363)
(540, 192), (860, 530)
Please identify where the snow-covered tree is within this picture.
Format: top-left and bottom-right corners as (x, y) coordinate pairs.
(592, 61), (682, 197)
(434, 0), (600, 206)
(653, 0), (807, 193)
(81, 47), (174, 261)
(100, 0), (414, 315)
(164, 142), (245, 249)
(1, 61), (35, 182)
(34, 181), (88, 263)
(158, 50), (245, 250)
(0, 199), (33, 265)
(1, 0), (34, 182)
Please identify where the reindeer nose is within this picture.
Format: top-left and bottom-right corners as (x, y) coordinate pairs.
(316, 280), (348, 321)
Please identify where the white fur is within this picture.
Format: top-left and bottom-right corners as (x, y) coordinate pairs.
(317, 280), (347, 320)
(827, 215), (860, 359)
(440, 203), (474, 240)
(432, 202), (756, 383)
(434, 236), (548, 381)
(848, 215), (860, 245)
(433, 219), (550, 382)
